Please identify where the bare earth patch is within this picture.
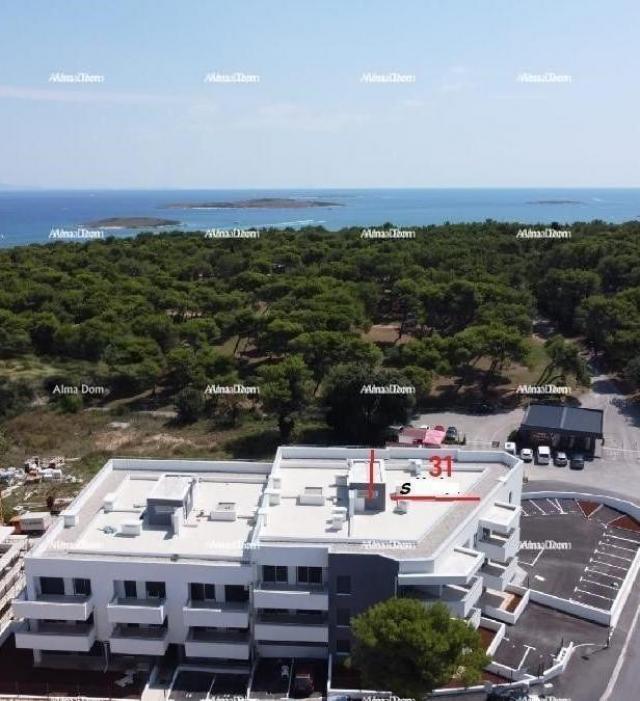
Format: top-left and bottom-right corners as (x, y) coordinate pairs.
(578, 500), (600, 518)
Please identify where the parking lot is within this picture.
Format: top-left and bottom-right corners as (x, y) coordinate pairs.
(519, 498), (640, 610)
(414, 368), (640, 500)
(492, 602), (608, 675)
(169, 668), (247, 701)
(250, 658), (326, 700)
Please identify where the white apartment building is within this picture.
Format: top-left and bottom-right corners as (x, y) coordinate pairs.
(12, 446), (522, 670)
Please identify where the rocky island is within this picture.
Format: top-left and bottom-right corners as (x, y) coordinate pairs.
(165, 197), (343, 209)
(83, 217), (180, 228)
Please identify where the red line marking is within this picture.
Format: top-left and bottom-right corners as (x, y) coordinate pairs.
(368, 448), (375, 500)
(390, 495), (481, 502)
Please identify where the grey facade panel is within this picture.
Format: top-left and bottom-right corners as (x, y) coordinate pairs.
(328, 552), (398, 656)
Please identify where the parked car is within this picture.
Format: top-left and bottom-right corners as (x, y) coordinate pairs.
(446, 426), (458, 442)
(434, 424), (446, 432)
(520, 448), (533, 462)
(292, 666), (315, 697)
(554, 451), (568, 467)
(570, 453), (585, 470)
(504, 441), (517, 455)
(536, 445), (551, 465)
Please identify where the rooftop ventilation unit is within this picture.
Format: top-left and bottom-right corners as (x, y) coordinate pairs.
(121, 520), (142, 536)
(62, 512), (78, 528)
(210, 502), (237, 521)
(299, 486), (324, 505)
(410, 459), (423, 476)
(103, 493), (116, 513)
(266, 489), (281, 506)
(395, 499), (409, 514)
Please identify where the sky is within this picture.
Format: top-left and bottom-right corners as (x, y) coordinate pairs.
(0, 0), (639, 189)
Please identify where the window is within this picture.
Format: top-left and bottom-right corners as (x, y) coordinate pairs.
(225, 584), (249, 602)
(336, 607), (350, 626)
(336, 575), (351, 594)
(123, 580), (137, 598)
(263, 565), (287, 583)
(73, 578), (91, 596)
(190, 583), (216, 601)
(336, 638), (351, 654)
(146, 581), (166, 599)
(40, 577), (64, 596)
(297, 566), (322, 584)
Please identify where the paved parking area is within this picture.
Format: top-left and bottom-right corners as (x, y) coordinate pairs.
(169, 669), (248, 701)
(250, 659), (292, 699)
(492, 603), (608, 675)
(519, 498), (640, 610)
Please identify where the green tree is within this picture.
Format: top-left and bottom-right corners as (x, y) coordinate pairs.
(351, 598), (490, 697)
(323, 364), (415, 443)
(175, 387), (205, 423)
(290, 331), (382, 394)
(258, 355), (313, 441)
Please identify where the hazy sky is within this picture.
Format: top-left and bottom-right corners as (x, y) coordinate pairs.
(1, 0), (638, 189)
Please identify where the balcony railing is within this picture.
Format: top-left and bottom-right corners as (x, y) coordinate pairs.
(256, 611), (328, 626)
(256, 581), (326, 592)
(12, 592), (93, 621)
(14, 620), (97, 652)
(183, 599), (249, 627)
(109, 624), (169, 656)
(253, 582), (329, 610)
(111, 625), (168, 640)
(107, 596), (166, 625)
(188, 628), (249, 643)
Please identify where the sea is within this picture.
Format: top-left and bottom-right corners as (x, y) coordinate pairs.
(1, 188), (639, 249)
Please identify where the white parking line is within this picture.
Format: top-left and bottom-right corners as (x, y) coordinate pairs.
(546, 498), (561, 513)
(530, 500), (546, 515)
(580, 577), (620, 591)
(601, 540), (637, 554)
(607, 533), (639, 552)
(591, 558), (628, 572)
(594, 549), (632, 563)
(518, 644), (536, 670)
(586, 567), (624, 581)
(553, 498), (565, 513)
(574, 588), (614, 602)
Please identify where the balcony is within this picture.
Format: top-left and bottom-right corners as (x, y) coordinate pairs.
(185, 628), (250, 660)
(14, 621), (96, 652)
(107, 596), (166, 625)
(183, 599), (249, 628)
(402, 575), (484, 619)
(109, 625), (169, 656)
(253, 581), (329, 610)
(477, 528), (520, 563)
(479, 502), (520, 536)
(480, 558), (518, 592)
(398, 547), (484, 586)
(12, 593), (93, 621)
(254, 611), (329, 643)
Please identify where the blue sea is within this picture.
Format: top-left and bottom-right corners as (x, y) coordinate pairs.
(1, 188), (639, 248)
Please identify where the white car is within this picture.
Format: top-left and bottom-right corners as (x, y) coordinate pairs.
(520, 448), (533, 462)
(536, 445), (551, 465)
(504, 441), (517, 455)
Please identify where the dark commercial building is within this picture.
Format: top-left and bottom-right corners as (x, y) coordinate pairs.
(519, 404), (604, 455)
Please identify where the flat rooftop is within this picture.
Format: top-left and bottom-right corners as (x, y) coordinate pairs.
(256, 447), (519, 557)
(34, 448), (519, 563)
(35, 459), (270, 563)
